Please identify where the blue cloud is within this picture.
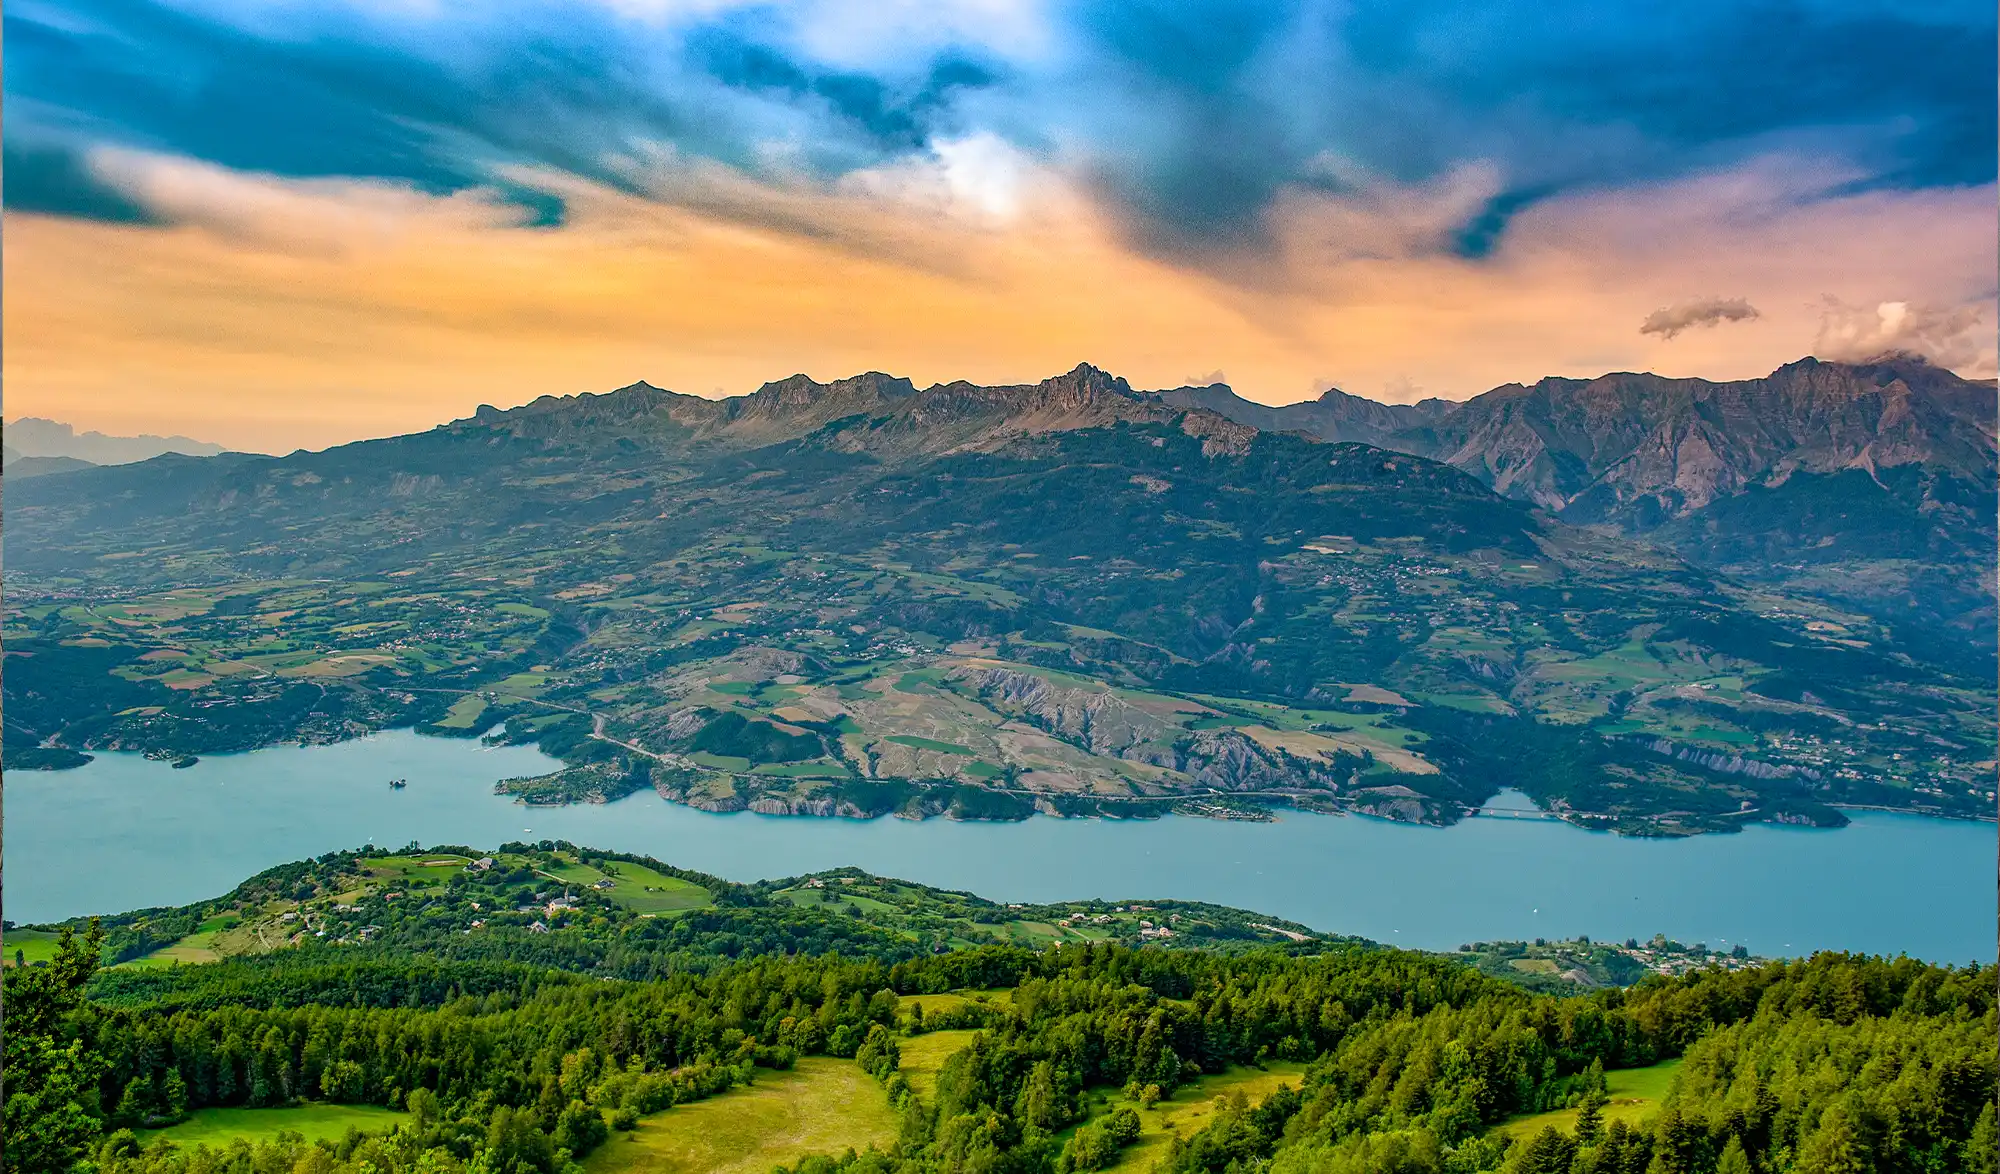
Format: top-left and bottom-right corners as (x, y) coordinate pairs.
(1057, 0), (1994, 254)
(691, 26), (999, 153)
(1450, 187), (1554, 261)
(1336, 0), (1996, 187)
(6, 0), (1992, 264)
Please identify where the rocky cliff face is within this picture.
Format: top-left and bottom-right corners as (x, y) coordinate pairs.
(454, 363), (1259, 461)
(957, 666), (1354, 795)
(1144, 354), (1997, 649)
(459, 355), (1993, 540)
(1409, 355), (1996, 523)
(1158, 355), (1994, 527)
(1151, 383), (1447, 448)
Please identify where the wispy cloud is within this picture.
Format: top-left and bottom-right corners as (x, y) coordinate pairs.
(6, 0), (1993, 266)
(1639, 297), (1761, 340)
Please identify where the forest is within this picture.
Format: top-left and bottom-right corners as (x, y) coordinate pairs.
(9, 907), (1993, 1174)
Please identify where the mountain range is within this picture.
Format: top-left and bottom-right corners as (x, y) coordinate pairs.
(4, 356), (1993, 834)
(2, 417), (228, 478)
(1155, 355), (1998, 654)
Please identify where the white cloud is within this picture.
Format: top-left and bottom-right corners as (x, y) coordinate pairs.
(88, 147), (527, 254)
(580, 0), (1055, 67)
(839, 132), (1033, 223)
(1814, 298), (1996, 375)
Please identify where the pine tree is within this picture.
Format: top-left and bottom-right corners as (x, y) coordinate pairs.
(1716, 1136), (1753, 1174)
(1575, 1087), (1608, 1144)
(1795, 1104), (1871, 1174)
(4, 922), (109, 1174)
(1967, 1102), (1998, 1174)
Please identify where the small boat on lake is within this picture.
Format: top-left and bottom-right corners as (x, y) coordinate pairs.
(389, 778), (408, 789)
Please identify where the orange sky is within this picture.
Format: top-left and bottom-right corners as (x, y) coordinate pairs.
(6, 147), (1995, 453)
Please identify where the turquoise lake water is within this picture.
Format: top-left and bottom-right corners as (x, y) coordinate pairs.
(8, 729), (1994, 962)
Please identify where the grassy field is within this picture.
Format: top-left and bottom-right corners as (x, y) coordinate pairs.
(1094, 1062), (1310, 1173)
(544, 858), (713, 915)
(1509, 958), (1562, 975)
(434, 695), (490, 729)
(117, 913), (250, 968)
(688, 751), (754, 771)
(3, 928), (64, 967)
(749, 761), (848, 778)
(884, 734), (977, 756)
(121, 931), (226, 968)
(366, 855), (475, 884)
(585, 1059), (897, 1174)
(137, 1104), (410, 1147)
(897, 989), (1013, 1014)
(1497, 1059), (1683, 1139)
(897, 1030), (982, 1102)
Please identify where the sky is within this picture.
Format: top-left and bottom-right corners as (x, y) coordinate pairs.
(5, 0), (1996, 452)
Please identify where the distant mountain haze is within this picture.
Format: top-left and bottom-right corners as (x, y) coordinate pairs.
(4, 418), (227, 466)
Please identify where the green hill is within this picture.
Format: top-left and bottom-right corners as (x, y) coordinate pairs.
(11, 851), (1992, 1174)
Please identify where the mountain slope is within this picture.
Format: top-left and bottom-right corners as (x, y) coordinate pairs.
(3, 452), (98, 479)
(5, 364), (1992, 832)
(1148, 356), (1998, 656)
(1150, 382), (1449, 448)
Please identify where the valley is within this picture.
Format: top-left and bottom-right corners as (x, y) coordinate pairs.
(5, 362), (1994, 836)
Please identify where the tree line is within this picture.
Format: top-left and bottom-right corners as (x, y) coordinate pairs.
(9, 920), (1993, 1174)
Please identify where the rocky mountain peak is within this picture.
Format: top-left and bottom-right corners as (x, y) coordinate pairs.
(726, 371), (919, 426)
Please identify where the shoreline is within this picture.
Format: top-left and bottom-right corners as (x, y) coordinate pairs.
(21, 719), (1997, 835)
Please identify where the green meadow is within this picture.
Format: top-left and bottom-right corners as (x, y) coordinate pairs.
(1497, 1059), (1683, 1139)
(138, 1105), (410, 1147)
(583, 1059), (896, 1174)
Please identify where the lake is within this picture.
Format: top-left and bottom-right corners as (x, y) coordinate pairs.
(8, 729), (1994, 962)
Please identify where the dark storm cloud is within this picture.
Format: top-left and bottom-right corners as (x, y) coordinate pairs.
(2, 0), (1000, 226)
(6, 0), (1992, 264)
(1058, 0), (1994, 256)
(3, 140), (160, 222)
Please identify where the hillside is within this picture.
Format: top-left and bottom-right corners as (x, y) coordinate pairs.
(4, 364), (1993, 833)
(8, 852), (1993, 1174)
(2, 451), (99, 479)
(23, 843), (1354, 984)
(1156, 355), (2000, 659)
(10, 844), (1762, 993)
